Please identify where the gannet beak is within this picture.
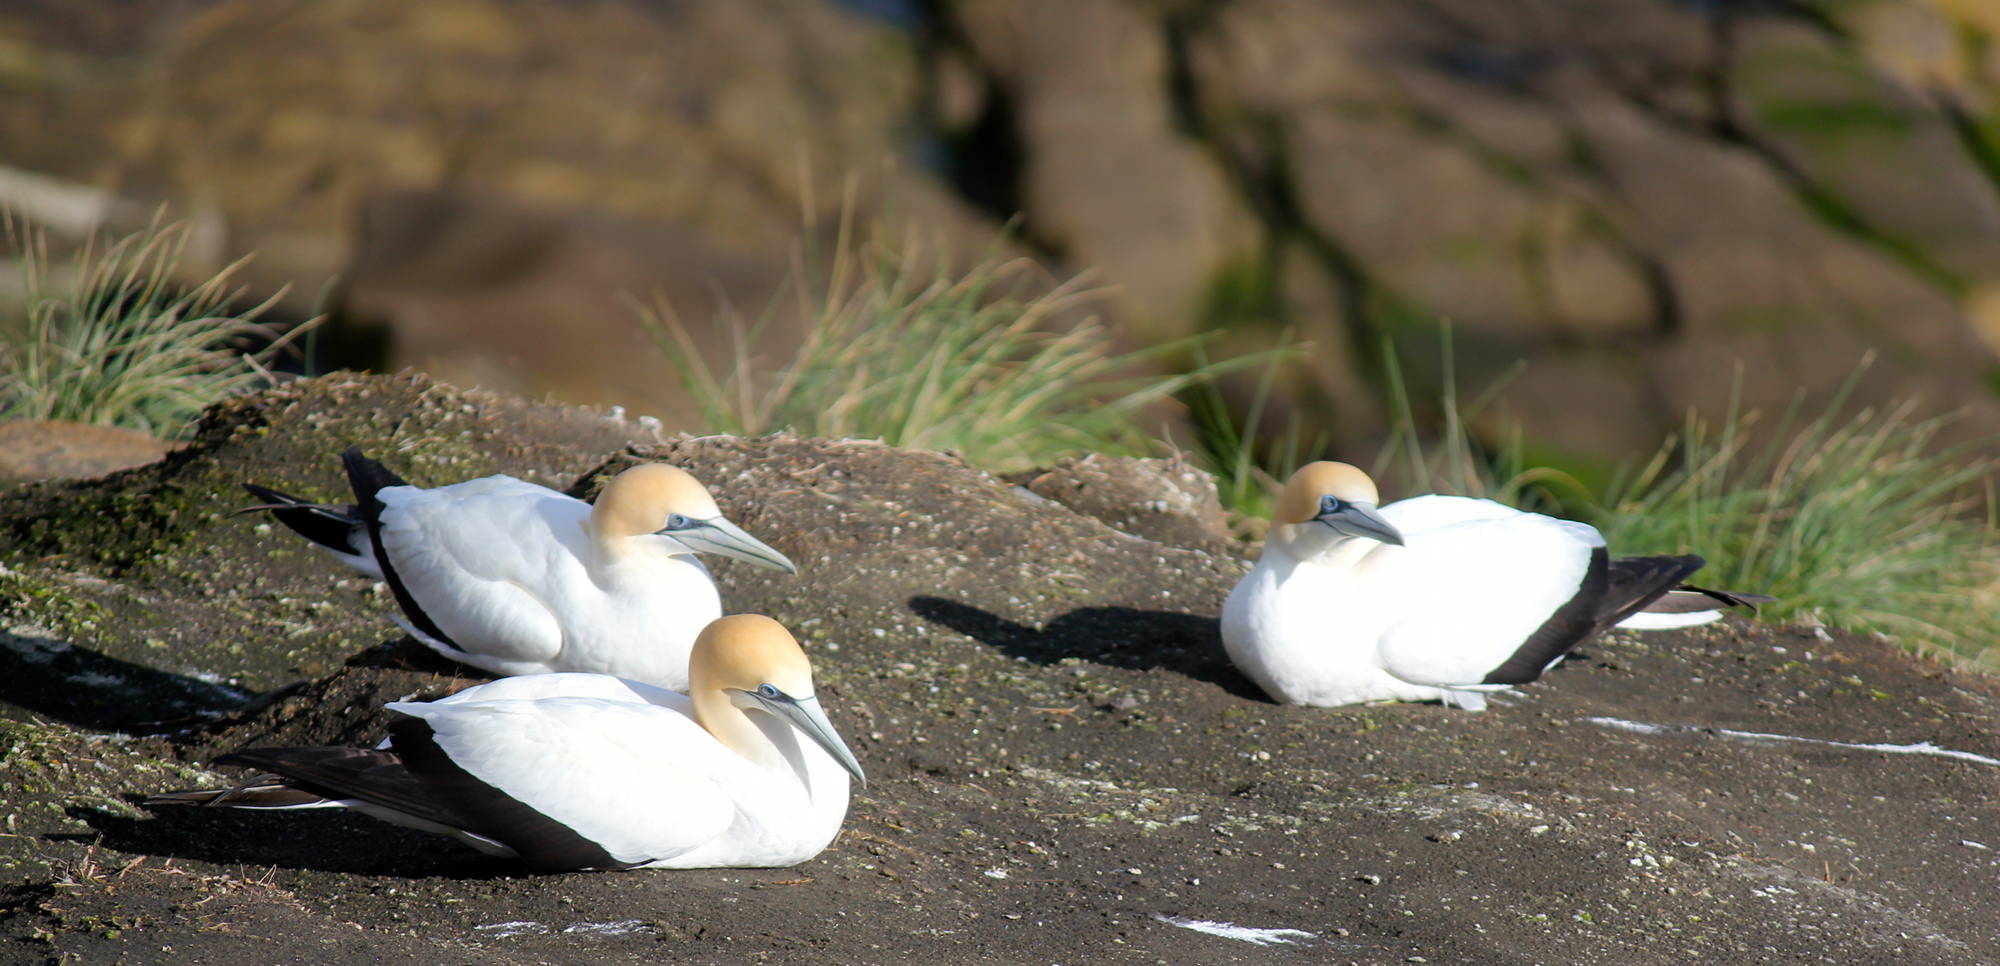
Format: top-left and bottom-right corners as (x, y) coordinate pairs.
(1316, 501), (1405, 546)
(668, 517), (799, 573)
(732, 688), (868, 786)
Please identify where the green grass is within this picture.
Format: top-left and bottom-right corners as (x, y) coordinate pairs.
(1180, 334), (1322, 537)
(638, 220), (1267, 474)
(1592, 364), (2000, 664)
(1188, 329), (1568, 539)
(0, 216), (309, 439)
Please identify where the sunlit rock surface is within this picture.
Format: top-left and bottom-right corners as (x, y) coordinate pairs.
(1, 375), (1997, 963)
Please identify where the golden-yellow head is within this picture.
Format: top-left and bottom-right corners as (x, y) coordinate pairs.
(1274, 462), (1380, 524)
(690, 614), (864, 784)
(592, 463), (723, 538)
(690, 614), (815, 699)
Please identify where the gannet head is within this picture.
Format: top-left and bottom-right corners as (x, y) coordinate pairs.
(691, 614), (866, 786)
(1272, 461), (1405, 555)
(591, 463), (797, 573)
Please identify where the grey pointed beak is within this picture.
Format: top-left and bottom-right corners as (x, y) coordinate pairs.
(667, 516), (798, 573)
(1316, 501), (1405, 546)
(733, 688), (867, 786)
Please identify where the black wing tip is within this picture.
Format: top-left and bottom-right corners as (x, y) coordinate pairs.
(391, 718), (627, 872)
(1642, 553), (1708, 584)
(214, 748), (307, 772)
(1600, 554), (1709, 622)
(340, 445), (410, 504)
(1482, 547), (1612, 686)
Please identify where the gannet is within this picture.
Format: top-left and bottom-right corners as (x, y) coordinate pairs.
(1221, 462), (1767, 710)
(244, 446), (796, 690)
(147, 614), (865, 871)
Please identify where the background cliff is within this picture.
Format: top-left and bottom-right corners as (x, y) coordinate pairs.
(5, 0), (2000, 463)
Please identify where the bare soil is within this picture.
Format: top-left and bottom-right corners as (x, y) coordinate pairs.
(3, 373), (1998, 965)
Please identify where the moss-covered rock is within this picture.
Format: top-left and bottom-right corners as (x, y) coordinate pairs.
(0, 371), (651, 699)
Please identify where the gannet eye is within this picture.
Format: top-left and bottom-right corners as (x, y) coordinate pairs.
(1319, 495), (1344, 514)
(755, 683), (781, 699)
(664, 513), (691, 530)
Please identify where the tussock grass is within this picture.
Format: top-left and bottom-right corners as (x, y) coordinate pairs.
(639, 219), (1263, 473)
(1594, 364), (2000, 664)
(0, 216), (307, 438)
(1192, 333), (1556, 538)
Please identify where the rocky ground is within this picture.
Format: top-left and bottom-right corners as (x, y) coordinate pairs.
(3, 373), (1999, 964)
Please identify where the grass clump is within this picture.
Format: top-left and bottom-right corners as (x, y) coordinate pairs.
(639, 218), (1262, 473)
(1190, 330), (1556, 538)
(0, 216), (306, 439)
(1595, 362), (2000, 662)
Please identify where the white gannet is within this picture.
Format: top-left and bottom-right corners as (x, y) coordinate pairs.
(1221, 462), (1767, 710)
(244, 446), (796, 690)
(147, 614), (865, 871)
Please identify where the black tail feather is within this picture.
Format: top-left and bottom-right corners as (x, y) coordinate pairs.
(1650, 584), (1777, 612)
(241, 482), (363, 556)
(209, 745), (463, 830)
(146, 772), (332, 809)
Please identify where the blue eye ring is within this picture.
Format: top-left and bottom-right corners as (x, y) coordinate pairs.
(665, 512), (691, 530)
(756, 683), (781, 699)
(1319, 495), (1344, 513)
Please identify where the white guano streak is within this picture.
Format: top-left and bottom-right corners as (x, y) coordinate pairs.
(1153, 914), (1317, 946)
(1583, 717), (2000, 767)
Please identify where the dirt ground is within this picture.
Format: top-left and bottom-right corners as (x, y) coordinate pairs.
(4, 373), (1999, 965)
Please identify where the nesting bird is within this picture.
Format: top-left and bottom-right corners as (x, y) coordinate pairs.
(1222, 462), (1765, 710)
(148, 614), (864, 871)
(245, 446), (795, 691)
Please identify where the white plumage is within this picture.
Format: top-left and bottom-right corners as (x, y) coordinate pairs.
(247, 447), (796, 691)
(1223, 463), (1759, 710)
(150, 615), (864, 871)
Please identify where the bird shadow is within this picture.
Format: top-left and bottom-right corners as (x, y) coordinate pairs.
(341, 634), (489, 676)
(907, 596), (1266, 701)
(68, 800), (517, 880)
(0, 629), (253, 732)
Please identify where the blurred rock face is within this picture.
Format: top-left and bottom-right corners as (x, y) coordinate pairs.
(5, 0), (2000, 456)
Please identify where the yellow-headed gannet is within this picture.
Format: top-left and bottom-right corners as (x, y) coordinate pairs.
(148, 614), (864, 871)
(244, 446), (795, 691)
(1221, 462), (1767, 710)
